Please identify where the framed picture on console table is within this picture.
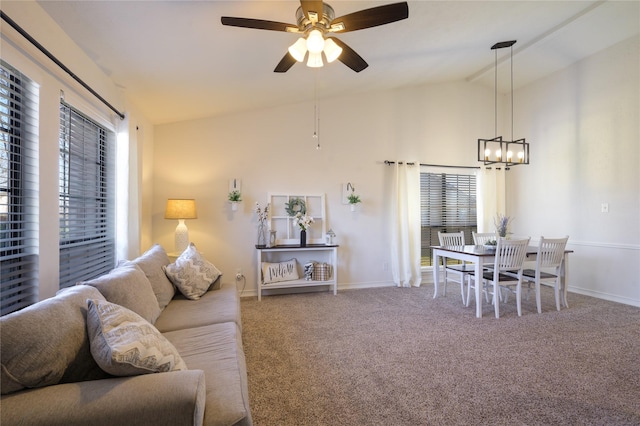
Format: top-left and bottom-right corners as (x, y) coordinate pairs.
(267, 193), (326, 245)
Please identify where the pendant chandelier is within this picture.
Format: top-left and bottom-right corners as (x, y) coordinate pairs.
(477, 40), (529, 168)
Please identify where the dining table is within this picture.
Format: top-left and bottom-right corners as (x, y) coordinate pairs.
(431, 244), (572, 318)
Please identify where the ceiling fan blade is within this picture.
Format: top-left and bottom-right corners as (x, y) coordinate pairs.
(300, 0), (324, 22)
(330, 2), (409, 33)
(330, 38), (368, 73)
(221, 17), (296, 32)
(274, 52), (297, 73)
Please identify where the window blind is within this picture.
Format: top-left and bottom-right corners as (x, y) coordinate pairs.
(59, 101), (115, 289)
(0, 60), (39, 315)
(420, 172), (477, 266)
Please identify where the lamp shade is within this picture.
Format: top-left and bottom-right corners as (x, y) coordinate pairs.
(288, 37), (308, 62)
(306, 29), (325, 54)
(323, 38), (342, 63)
(165, 199), (197, 220)
(307, 51), (323, 68)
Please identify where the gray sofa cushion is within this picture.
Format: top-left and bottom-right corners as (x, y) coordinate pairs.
(87, 299), (187, 376)
(0, 370), (206, 426)
(154, 281), (241, 333)
(81, 263), (161, 324)
(126, 244), (176, 310)
(0, 285), (107, 394)
(164, 322), (252, 426)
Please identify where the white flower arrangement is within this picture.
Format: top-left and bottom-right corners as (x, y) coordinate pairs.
(293, 212), (314, 231)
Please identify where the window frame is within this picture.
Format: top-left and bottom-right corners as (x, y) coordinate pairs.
(58, 101), (116, 289)
(0, 60), (39, 315)
(420, 167), (478, 267)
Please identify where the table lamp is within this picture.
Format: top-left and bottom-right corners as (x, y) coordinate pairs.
(165, 199), (197, 253)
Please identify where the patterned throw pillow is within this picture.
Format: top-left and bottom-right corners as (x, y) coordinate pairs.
(86, 298), (187, 376)
(163, 243), (222, 300)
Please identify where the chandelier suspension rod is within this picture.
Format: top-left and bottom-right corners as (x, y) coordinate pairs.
(511, 44), (514, 142)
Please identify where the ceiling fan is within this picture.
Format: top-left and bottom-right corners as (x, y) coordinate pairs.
(221, 1), (409, 73)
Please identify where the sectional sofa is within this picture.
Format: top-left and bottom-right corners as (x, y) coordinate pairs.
(1, 243), (252, 426)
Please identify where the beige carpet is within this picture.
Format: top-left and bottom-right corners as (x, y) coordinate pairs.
(241, 284), (640, 425)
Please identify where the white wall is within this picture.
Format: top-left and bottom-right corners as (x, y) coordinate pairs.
(1, 1), (153, 300)
(508, 35), (640, 306)
(152, 82), (494, 294)
(153, 37), (639, 306)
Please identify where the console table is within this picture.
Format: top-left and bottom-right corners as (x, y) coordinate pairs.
(256, 244), (338, 300)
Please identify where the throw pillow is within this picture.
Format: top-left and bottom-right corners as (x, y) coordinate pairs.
(0, 285), (107, 394)
(262, 259), (299, 284)
(80, 263), (161, 324)
(163, 243), (222, 300)
(126, 244), (176, 310)
(86, 298), (187, 376)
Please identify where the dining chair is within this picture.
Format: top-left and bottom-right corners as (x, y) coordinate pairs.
(472, 232), (498, 272)
(472, 232), (496, 245)
(437, 231), (472, 305)
(521, 236), (569, 312)
(468, 237), (530, 318)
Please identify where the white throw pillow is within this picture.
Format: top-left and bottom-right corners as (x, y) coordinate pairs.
(163, 243), (222, 300)
(261, 259), (299, 284)
(86, 298), (187, 376)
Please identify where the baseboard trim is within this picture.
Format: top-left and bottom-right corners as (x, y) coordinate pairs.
(568, 286), (640, 308)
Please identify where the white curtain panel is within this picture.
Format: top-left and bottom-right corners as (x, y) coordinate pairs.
(477, 167), (506, 232)
(389, 162), (422, 288)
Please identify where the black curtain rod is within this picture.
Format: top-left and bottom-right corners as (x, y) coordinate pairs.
(1, 11), (125, 120)
(383, 160), (480, 170)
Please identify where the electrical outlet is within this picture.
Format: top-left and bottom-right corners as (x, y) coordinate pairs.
(235, 268), (243, 281)
(601, 203), (609, 213)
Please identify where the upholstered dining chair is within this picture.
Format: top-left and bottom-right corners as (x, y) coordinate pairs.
(468, 237), (530, 318)
(521, 236), (569, 313)
(437, 231), (472, 305)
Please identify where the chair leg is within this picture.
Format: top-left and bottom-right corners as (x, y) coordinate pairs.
(554, 277), (561, 311)
(442, 269), (448, 297)
(459, 280), (466, 305)
(494, 281), (500, 318)
(516, 280), (522, 317)
(465, 275), (474, 307)
(535, 281), (542, 314)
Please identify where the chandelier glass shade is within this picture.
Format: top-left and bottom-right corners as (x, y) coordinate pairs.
(288, 29), (343, 68)
(478, 40), (529, 168)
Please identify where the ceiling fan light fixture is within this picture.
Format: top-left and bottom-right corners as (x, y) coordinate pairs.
(288, 37), (308, 62)
(323, 38), (342, 63)
(306, 29), (325, 54)
(307, 51), (323, 68)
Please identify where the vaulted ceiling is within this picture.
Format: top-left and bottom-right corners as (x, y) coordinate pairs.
(35, 1), (639, 125)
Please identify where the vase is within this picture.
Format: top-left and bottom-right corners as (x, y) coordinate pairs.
(300, 229), (306, 247)
(257, 223), (266, 247)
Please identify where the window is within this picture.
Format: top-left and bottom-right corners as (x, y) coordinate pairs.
(0, 60), (39, 315)
(59, 102), (115, 289)
(420, 171), (477, 266)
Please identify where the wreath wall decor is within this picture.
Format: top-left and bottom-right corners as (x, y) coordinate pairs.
(285, 198), (306, 216)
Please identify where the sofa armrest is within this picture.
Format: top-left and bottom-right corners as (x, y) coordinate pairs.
(1, 370), (206, 426)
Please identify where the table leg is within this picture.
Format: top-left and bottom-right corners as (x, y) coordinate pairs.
(433, 252), (440, 298)
(475, 261), (483, 318)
